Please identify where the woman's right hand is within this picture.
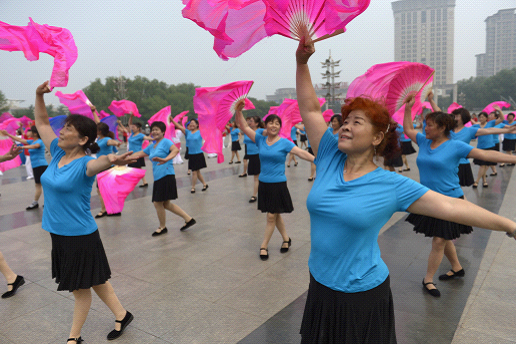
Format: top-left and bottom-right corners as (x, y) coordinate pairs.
(36, 81), (51, 95)
(404, 93), (416, 109)
(296, 36), (315, 65)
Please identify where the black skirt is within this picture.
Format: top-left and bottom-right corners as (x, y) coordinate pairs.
(503, 139), (516, 152)
(152, 174), (178, 202)
(300, 134), (307, 142)
(231, 141), (242, 151)
(458, 163), (474, 186)
(258, 181), (293, 214)
(247, 154), (261, 175)
(188, 152), (207, 171)
(184, 147), (190, 160)
(243, 145), (249, 159)
(51, 230), (111, 292)
(473, 147), (497, 166)
(307, 147), (315, 156)
(300, 274), (396, 344)
(293, 140), (298, 147)
(128, 157), (145, 168)
(406, 196), (473, 240)
(33, 165), (48, 184)
(401, 141), (416, 155)
(384, 153), (403, 168)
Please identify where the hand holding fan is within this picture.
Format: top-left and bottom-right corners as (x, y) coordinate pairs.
(482, 101), (511, 114)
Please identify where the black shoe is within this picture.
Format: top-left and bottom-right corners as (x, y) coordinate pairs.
(422, 279), (440, 297)
(139, 183), (148, 188)
(490, 172), (497, 176)
(239, 173), (248, 177)
(180, 218), (196, 231)
(308, 177), (314, 182)
(202, 184), (209, 191)
(483, 182), (489, 188)
(260, 248), (269, 261)
(26, 203), (38, 210)
(107, 311), (133, 340)
(439, 269), (465, 281)
(67, 337), (83, 343)
(280, 238), (291, 253)
(472, 183), (478, 188)
(107, 212), (121, 217)
(95, 211), (107, 218)
(249, 196), (257, 203)
(1, 275), (25, 299)
(191, 188), (196, 194)
(229, 161), (233, 164)
(236, 161), (241, 164)
(152, 227), (168, 236)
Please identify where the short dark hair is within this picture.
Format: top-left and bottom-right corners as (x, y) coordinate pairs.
(265, 114), (282, 127)
(150, 121), (166, 133)
(30, 125), (39, 138)
(425, 111), (455, 138)
(451, 108), (471, 125)
(97, 122), (114, 139)
(330, 114), (343, 126)
(132, 122), (142, 129)
(64, 115), (100, 153)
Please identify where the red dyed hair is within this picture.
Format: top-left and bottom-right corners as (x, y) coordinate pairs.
(341, 97), (400, 160)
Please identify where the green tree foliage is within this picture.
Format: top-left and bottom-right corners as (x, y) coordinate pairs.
(242, 97), (280, 119)
(458, 68), (516, 111)
(0, 90), (8, 113)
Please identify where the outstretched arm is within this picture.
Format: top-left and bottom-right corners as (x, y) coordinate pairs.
(403, 94), (419, 143)
(86, 151), (136, 177)
(476, 125), (516, 137)
(0, 144), (22, 162)
(408, 190), (515, 238)
(468, 148), (516, 164)
(290, 146), (315, 162)
(0, 130), (29, 144)
(296, 37), (329, 156)
(34, 81), (57, 149)
(234, 99), (256, 142)
(170, 116), (186, 135)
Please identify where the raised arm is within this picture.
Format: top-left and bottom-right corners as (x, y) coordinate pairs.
(34, 81), (57, 149)
(403, 94), (419, 143)
(0, 130), (29, 144)
(408, 190), (515, 238)
(170, 116), (186, 135)
(427, 91), (441, 112)
(234, 99), (256, 142)
(296, 37), (329, 156)
(89, 104), (100, 124)
(117, 119), (130, 134)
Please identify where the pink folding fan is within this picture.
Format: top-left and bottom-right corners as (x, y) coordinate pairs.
(0, 138), (21, 172)
(108, 100), (141, 118)
(97, 166), (146, 215)
(482, 101), (511, 114)
(55, 90), (93, 119)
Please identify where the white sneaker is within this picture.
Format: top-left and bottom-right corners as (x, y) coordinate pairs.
(26, 176), (34, 180)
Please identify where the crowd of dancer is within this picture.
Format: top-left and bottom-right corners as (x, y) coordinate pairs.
(0, 44), (516, 343)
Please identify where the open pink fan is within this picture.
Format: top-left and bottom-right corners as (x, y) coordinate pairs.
(97, 166), (146, 215)
(0, 18), (77, 89)
(322, 109), (334, 121)
(0, 112), (13, 123)
(422, 102), (433, 110)
(148, 106), (174, 139)
(0, 138), (22, 172)
(108, 100), (141, 118)
(55, 90), (93, 119)
(194, 80), (255, 163)
(447, 102), (462, 114)
(98, 110), (111, 119)
(482, 101), (511, 114)
(0, 117), (23, 135)
(290, 97), (326, 124)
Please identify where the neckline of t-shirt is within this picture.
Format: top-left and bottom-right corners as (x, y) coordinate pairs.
(264, 136), (281, 147)
(428, 138), (449, 151)
(339, 159), (381, 184)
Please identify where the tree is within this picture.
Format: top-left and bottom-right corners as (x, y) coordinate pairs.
(0, 90), (8, 113)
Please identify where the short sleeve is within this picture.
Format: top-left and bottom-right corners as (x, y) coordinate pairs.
(27, 139), (34, 145)
(416, 132), (426, 146)
(393, 174), (429, 211)
(185, 130), (190, 139)
(455, 140), (474, 158)
(255, 133), (265, 147)
(143, 144), (152, 156)
(284, 139), (295, 153)
(314, 130), (339, 166)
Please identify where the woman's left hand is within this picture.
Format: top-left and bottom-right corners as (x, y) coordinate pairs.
(36, 81), (52, 95)
(108, 151), (135, 166)
(152, 157), (168, 165)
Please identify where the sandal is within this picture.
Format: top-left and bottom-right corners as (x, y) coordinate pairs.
(280, 238), (291, 253)
(67, 337), (83, 343)
(308, 177), (315, 182)
(472, 183), (478, 188)
(500, 163), (506, 167)
(239, 173), (247, 177)
(294, 162), (298, 166)
(287, 164), (290, 168)
(403, 167), (411, 171)
(249, 196), (257, 203)
(259, 248), (269, 261)
(202, 184), (209, 191)
(229, 161), (233, 164)
(490, 172), (497, 176)
(191, 189), (196, 194)
(95, 211), (107, 218)
(483, 182), (488, 187)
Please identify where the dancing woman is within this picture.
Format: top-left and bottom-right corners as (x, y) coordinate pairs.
(286, 126), (299, 167)
(241, 116), (265, 202)
(228, 122), (242, 164)
(1, 125), (48, 210)
(235, 102), (314, 260)
(501, 112), (516, 166)
(328, 114), (342, 137)
(34, 81), (135, 343)
(170, 118), (208, 193)
(122, 114), (152, 187)
(403, 94), (515, 297)
(0, 144), (25, 298)
(128, 121), (196, 236)
(296, 38), (515, 343)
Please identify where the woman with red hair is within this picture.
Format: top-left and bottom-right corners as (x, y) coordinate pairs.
(295, 38), (515, 343)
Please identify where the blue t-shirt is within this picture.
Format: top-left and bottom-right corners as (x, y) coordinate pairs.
(291, 127), (298, 141)
(143, 138), (175, 181)
(503, 120), (516, 139)
(327, 127), (339, 138)
(472, 121), (495, 149)
(243, 129), (264, 156)
(450, 127), (479, 164)
(492, 122), (505, 145)
(40, 139), (97, 236)
(307, 130), (428, 293)
(397, 124), (414, 142)
(185, 130), (203, 155)
(416, 133), (474, 197)
(97, 137), (113, 157)
(26, 139), (48, 168)
(128, 132), (145, 152)
(255, 134), (295, 183)
(230, 128), (240, 142)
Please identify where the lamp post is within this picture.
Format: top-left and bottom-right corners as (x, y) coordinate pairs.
(321, 50), (341, 111)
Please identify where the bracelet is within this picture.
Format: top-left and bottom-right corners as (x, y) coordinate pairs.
(506, 230), (516, 239)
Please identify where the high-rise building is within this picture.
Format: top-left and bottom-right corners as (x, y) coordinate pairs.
(476, 8), (516, 77)
(392, 0), (455, 87)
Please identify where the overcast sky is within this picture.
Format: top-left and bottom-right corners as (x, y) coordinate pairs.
(1, 0), (515, 110)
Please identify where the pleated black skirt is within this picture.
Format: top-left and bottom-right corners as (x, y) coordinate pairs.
(188, 152), (207, 171)
(300, 274), (396, 344)
(51, 230), (111, 292)
(503, 139), (516, 152)
(247, 154), (261, 175)
(258, 181), (293, 214)
(231, 141), (241, 151)
(128, 157), (145, 168)
(184, 147), (190, 160)
(401, 141), (416, 155)
(458, 163), (474, 186)
(406, 196), (473, 240)
(473, 147), (497, 166)
(152, 174), (178, 202)
(384, 153), (403, 168)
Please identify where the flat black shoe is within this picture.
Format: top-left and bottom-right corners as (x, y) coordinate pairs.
(249, 196), (257, 203)
(107, 212), (121, 217)
(472, 183), (478, 188)
(180, 218), (196, 231)
(239, 173), (247, 177)
(280, 238), (291, 253)
(67, 337), (83, 343)
(107, 311), (133, 340)
(1, 275), (25, 299)
(439, 268), (465, 281)
(422, 279), (440, 297)
(229, 161), (233, 164)
(490, 172), (497, 176)
(26, 203), (39, 210)
(202, 184), (209, 191)
(95, 211), (107, 218)
(152, 227), (168, 236)
(308, 177), (314, 182)
(236, 161), (241, 164)
(483, 182), (489, 188)
(260, 248), (269, 261)
(139, 183), (148, 188)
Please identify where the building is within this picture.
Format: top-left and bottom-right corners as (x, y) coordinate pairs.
(392, 0), (455, 88)
(265, 83), (348, 106)
(476, 8), (516, 77)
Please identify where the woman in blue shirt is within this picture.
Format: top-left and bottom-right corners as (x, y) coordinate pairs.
(286, 126), (299, 167)
(34, 81), (136, 343)
(128, 121), (196, 236)
(501, 112), (516, 166)
(240, 116), (265, 202)
(227, 122), (242, 164)
(171, 118), (208, 193)
(2, 125), (48, 210)
(404, 95), (515, 297)
(297, 39), (515, 343)
(123, 113), (152, 187)
(235, 104), (314, 261)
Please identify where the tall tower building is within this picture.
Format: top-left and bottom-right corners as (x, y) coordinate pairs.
(392, 0), (455, 87)
(476, 8), (516, 77)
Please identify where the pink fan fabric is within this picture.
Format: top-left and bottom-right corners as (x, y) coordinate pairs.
(0, 117), (22, 135)
(482, 101), (511, 114)
(322, 109), (334, 121)
(97, 167), (146, 214)
(347, 61), (434, 124)
(0, 112), (13, 123)
(148, 106), (174, 139)
(290, 98), (326, 125)
(98, 110), (111, 119)
(194, 80), (255, 163)
(422, 102), (433, 110)
(182, 116), (189, 127)
(18, 116), (33, 128)
(55, 90), (93, 118)
(142, 140), (150, 150)
(0, 138), (22, 172)
(0, 18), (78, 88)
(108, 100), (141, 118)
